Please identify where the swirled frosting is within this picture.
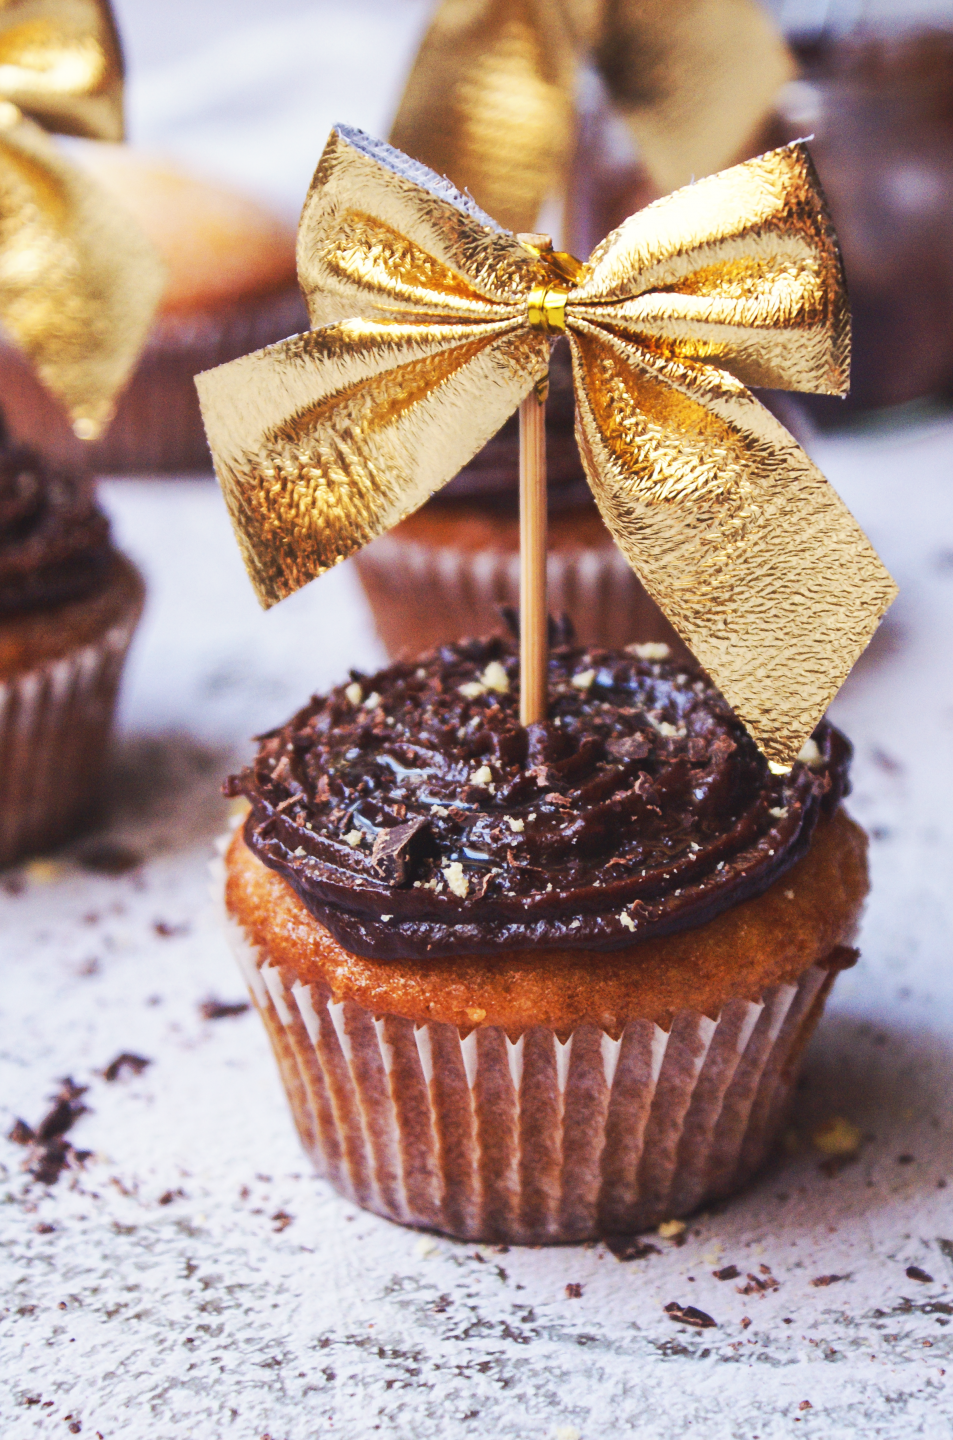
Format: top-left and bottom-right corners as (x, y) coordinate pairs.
(0, 446), (113, 615)
(228, 638), (851, 961)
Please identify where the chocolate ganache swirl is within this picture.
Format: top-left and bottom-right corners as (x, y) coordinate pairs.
(0, 445), (113, 616)
(228, 637), (851, 961)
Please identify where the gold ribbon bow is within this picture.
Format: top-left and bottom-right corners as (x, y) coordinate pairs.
(0, 0), (164, 437)
(390, 0), (794, 234)
(196, 126), (896, 769)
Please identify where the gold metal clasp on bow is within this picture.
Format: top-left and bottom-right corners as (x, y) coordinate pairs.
(0, 0), (164, 437)
(195, 125), (897, 769)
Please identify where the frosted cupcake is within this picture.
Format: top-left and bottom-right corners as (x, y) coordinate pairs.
(222, 637), (866, 1243)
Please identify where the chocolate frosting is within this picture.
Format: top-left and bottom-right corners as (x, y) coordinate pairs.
(0, 445), (113, 616)
(228, 637), (851, 961)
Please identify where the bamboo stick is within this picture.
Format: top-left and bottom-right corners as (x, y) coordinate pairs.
(519, 383), (548, 725)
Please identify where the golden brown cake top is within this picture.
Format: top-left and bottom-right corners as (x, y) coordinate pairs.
(227, 639), (852, 962)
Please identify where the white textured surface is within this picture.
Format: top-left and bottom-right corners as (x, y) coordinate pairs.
(1, 418), (953, 1436)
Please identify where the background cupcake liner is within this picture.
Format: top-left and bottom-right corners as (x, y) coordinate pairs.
(355, 531), (687, 659)
(225, 907), (838, 1244)
(0, 603), (141, 867)
(0, 285), (308, 474)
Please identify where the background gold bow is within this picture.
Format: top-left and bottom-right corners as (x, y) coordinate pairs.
(390, 0), (794, 234)
(196, 126), (896, 769)
(0, 0), (164, 437)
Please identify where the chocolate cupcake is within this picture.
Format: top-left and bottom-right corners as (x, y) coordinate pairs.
(0, 443), (144, 865)
(222, 637), (866, 1243)
(0, 149), (306, 474)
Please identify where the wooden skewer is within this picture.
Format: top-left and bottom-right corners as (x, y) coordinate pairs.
(519, 382), (548, 726)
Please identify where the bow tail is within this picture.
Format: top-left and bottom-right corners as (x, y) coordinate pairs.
(568, 319), (896, 767)
(197, 317), (549, 607)
(0, 116), (164, 437)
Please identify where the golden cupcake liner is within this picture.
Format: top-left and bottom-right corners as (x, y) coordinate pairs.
(354, 529), (686, 659)
(224, 902), (838, 1243)
(0, 596), (141, 867)
(0, 285), (308, 474)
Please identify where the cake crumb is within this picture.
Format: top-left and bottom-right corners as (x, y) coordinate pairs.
(470, 764), (493, 786)
(345, 830), (363, 848)
(443, 862), (469, 899)
(458, 681), (486, 699)
(797, 737), (823, 767)
(344, 681), (362, 706)
(620, 910), (637, 932)
(380, 915), (393, 923)
(571, 668), (596, 691)
(658, 1219), (686, 1239)
(629, 642), (670, 660)
(431, 805), (449, 817)
(466, 1007), (486, 1023)
(811, 1116), (861, 1157)
(769, 806), (788, 819)
(481, 660), (509, 693)
(506, 817), (525, 833)
(362, 691), (381, 710)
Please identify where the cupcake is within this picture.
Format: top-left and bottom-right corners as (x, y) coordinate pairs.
(222, 637), (866, 1243)
(0, 149), (306, 474)
(0, 439), (144, 866)
(354, 346), (809, 661)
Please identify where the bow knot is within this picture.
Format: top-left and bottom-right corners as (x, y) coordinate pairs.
(196, 125), (896, 768)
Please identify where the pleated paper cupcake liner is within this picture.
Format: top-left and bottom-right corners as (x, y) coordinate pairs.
(224, 904), (839, 1244)
(0, 597), (141, 867)
(354, 532), (688, 660)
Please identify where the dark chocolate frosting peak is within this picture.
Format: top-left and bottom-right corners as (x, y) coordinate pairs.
(228, 638), (851, 961)
(0, 446), (113, 616)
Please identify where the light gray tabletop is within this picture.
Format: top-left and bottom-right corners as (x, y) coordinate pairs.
(1, 412), (953, 1439)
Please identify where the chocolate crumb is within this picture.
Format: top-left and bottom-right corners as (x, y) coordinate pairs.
(153, 920), (190, 938)
(199, 997), (250, 1021)
(102, 1053), (151, 1082)
(33, 1222), (55, 1234)
(906, 1265), (934, 1284)
(157, 1189), (185, 1206)
(271, 1210), (293, 1232)
(737, 1270), (779, 1296)
(713, 1265), (740, 1281)
(565, 1283), (583, 1298)
(811, 1274), (849, 1287)
(897, 1154), (915, 1165)
(605, 1235), (661, 1261)
(77, 842), (142, 875)
(664, 1301), (716, 1329)
(9, 1079), (90, 1184)
(799, 1401), (812, 1412)
(740, 1317), (751, 1329)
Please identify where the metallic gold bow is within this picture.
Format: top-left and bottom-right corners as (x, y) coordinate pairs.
(390, 0), (794, 234)
(0, 0), (164, 437)
(195, 126), (896, 769)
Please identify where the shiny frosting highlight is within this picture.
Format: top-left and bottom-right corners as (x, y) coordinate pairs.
(196, 126), (896, 768)
(228, 639), (851, 963)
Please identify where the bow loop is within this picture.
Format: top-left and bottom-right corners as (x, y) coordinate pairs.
(197, 126), (896, 768)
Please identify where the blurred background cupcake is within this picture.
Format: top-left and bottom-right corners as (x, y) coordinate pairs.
(0, 147), (305, 474)
(0, 0), (162, 864)
(356, 0), (800, 659)
(769, 0), (953, 422)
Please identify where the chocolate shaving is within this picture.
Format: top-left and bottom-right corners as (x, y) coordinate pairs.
(102, 1053), (151, 1082)
(199, 997), (250, 1021)
(7, 1078), (91, 1184)
(713, 1264), (740, 1281)
(906, 1265), (934, 1284)
(606, 1235), (662, 1261)
(370, 815), (432, 886)
(664, 1302), (717, 1328)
